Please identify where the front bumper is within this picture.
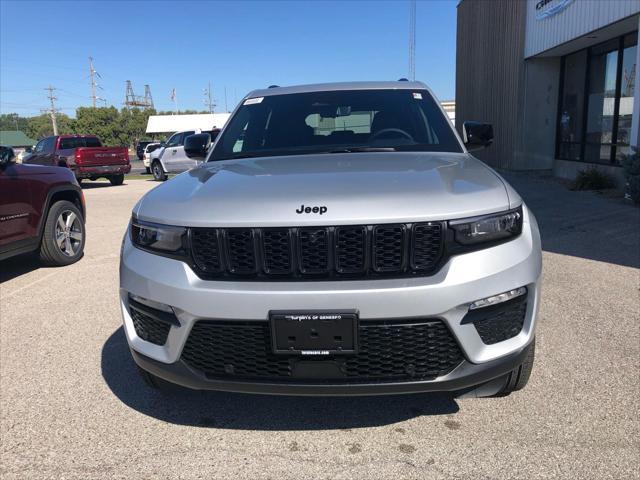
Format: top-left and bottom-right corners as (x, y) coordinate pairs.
(120, 206), (542, 394)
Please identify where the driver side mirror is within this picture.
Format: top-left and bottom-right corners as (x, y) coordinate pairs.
(463, 121), (493, 151)
(184, 133), (211, 160)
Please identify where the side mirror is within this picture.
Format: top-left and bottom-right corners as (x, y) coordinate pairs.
(463, 121), (493, 151)
(184, 133), (211, 160)
(0, 147), (15, 168)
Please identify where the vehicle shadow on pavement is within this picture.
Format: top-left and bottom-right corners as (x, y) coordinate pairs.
(102, 327), (459, 430)
(0, 253), (42, 283)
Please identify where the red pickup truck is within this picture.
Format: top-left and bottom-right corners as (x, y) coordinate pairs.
(25, 135), (131, 185)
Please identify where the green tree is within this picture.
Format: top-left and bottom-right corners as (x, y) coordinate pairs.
(0, 113), (29, 132)
(26, 113), (75, 140)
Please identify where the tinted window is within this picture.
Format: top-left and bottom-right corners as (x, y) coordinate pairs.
(166, 133), (182, 147)
(58, 137), (102, 150)
(34, 139), (45, 153)
(211, 89), (461, 161)
(0, 146), (14, 162)
(43, 137), (56, 153)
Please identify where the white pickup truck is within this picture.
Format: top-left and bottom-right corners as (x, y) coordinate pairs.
(149, 129), (220, 181)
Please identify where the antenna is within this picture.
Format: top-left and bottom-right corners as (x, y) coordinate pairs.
(45, 85), (58, 135)
(408, 0), (416, 81)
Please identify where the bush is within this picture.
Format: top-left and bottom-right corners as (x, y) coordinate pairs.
(571, 167), (616, 191)
(621, 149), (640, 204)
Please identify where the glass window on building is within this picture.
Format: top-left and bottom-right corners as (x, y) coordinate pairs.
(557, 32), (638, 165)
(615, 34), (637, 162)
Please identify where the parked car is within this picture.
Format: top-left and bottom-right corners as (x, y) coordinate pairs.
(120, 81), (541, 397)
(17, 146), (33, 163)
(142, 142), (163, 174)
(149, 129), (220, 181)
(136, 141), (154, 161)
(25, 135), (131, 185)
(0, 145), (86, 265)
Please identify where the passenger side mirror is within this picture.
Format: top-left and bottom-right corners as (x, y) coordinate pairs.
(184, 133), (211, 160)
(463, 121), (493, 151)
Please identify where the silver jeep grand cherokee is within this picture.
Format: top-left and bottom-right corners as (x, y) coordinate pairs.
(120, 81), (541, 397)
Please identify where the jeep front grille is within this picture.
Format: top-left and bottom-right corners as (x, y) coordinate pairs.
(189, 223), (444, 280)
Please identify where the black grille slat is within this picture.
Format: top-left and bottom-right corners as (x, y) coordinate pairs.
(298, 228), (330, 274)
(412, 223), (443, 270)
(225, 229), (257, 274)
(372, 225), (405, 272)
(262, 229), (293, 274)
(335, 226), (366, 273)
(181, 319), (463, 383)
(189, 222), (444, 280)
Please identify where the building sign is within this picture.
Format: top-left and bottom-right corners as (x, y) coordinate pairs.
(535, 0), (573, 20)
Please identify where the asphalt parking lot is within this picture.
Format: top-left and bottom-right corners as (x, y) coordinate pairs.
(1, 174), (639, 479)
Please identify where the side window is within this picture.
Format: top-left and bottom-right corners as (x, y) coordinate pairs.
(34, 140), (45, 153)
(166, 133), (182, 147)
(44, 137), (56, 153)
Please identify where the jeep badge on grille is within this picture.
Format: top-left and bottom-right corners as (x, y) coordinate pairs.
(296, 204), (327, 215)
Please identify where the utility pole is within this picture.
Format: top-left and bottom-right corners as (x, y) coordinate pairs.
(89, 56), (97, 108)
(203, 81), (215, 113)
(408, 0), (416, 81)
(45, 85), (58, 135)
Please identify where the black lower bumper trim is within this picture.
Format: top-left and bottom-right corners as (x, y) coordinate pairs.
(130, 343), (533, 396)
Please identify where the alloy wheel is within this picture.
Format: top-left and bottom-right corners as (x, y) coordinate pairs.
(54, 210), (83, 257)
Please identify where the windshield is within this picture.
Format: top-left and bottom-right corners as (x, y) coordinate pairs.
(210, 89), (461, 161)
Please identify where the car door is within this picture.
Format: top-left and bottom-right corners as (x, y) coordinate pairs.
(0, 152), (34, 248)
(160, 132), (183, 172)
(164, 131), (195, 173)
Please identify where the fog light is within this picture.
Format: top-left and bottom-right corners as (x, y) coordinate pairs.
(469, 287), (527, 310)
(129, 294), (174, 313)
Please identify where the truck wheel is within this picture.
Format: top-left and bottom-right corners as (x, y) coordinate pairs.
(152, 161), (167, 181)
(39, 200), (85, 266)
(145, 167), (151, 174)
(494, 339), (535, 396)
(109, 174), (124, 186)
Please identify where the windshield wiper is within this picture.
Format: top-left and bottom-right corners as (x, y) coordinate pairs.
(326, 147), (398, 153)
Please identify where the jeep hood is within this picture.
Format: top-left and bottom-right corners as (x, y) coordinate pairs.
(134, 152), (515, 227)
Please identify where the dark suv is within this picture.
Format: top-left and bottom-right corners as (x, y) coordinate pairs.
(0, 146), (86, 265)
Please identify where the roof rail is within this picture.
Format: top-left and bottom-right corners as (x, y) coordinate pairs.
(268, 85), (280, 88)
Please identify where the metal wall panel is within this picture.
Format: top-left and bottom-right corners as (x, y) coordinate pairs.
(525, 0), (640, 58)
(456, 0), (527, 169)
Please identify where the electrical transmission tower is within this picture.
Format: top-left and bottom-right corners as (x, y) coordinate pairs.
(408, 0), (416, 81)
(203, 81), (215, 113)
(89, 57), (98, 107)
(44, 85), (58, 135)
(124, 80), (154, 109)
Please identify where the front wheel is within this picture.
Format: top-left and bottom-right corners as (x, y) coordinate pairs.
(494, 339), (536, 396)
(39, 200), (85, 266)
(152, 161), (167, 181)
(109, 174), (124, 186)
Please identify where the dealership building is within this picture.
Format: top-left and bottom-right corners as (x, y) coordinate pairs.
(456, 0), (640, 183)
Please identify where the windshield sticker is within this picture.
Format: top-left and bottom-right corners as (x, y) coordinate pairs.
(412, 92), (422, 100)
(243, 97), (264, 105)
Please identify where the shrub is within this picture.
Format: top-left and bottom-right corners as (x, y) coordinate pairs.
(621, 149), (640, 204)
(571, 167), (616, 191)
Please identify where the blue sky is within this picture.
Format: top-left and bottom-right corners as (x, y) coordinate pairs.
(0, 0), (458, 117)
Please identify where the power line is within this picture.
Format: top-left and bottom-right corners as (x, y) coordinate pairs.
(203, 81), (215, 113)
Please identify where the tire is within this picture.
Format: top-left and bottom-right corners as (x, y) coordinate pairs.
(39, 200), (85, 266)
(152, 161), (167, 181)
(145, 166), (151, 174)
(494, 339), (536, 396)
(109, 174), (124, 186)
(136, 366), (173, 392)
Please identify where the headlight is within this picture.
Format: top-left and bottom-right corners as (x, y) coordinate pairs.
(449, 206), (523, 245)
(131, 218), (187, 255)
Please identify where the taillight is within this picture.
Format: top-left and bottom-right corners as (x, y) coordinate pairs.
(75, 149), (83, 164)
